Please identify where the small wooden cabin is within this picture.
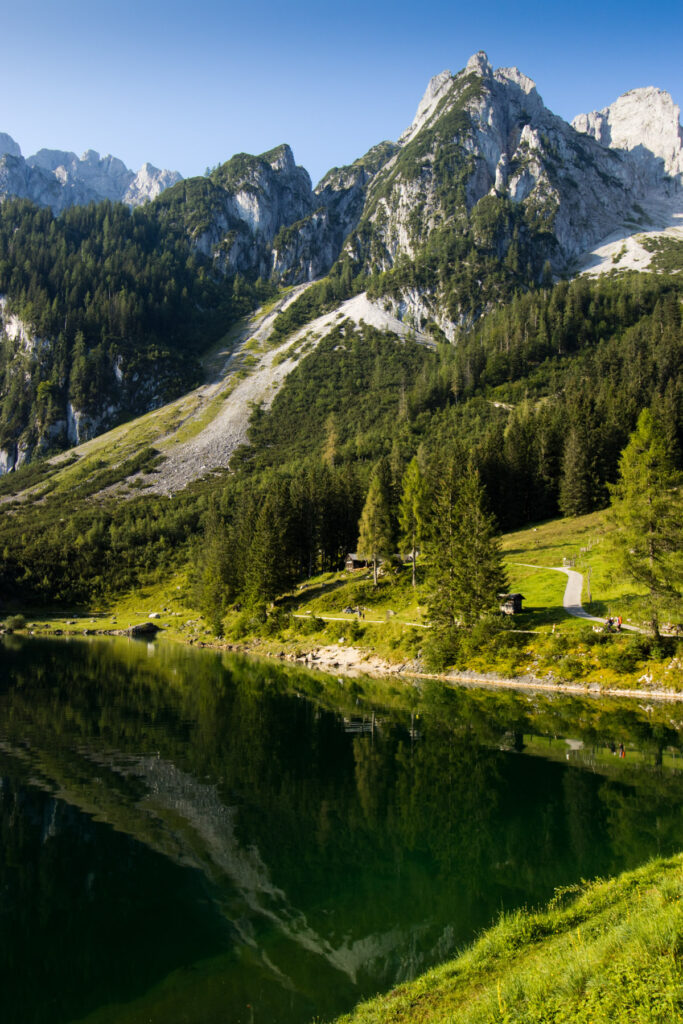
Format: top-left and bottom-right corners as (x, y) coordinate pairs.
(499, 593), (524, 615)
(345, 553), (368, 571)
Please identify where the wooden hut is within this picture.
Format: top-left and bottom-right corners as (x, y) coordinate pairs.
(499, 593), (524, 615)
(345, 553), (368, 571)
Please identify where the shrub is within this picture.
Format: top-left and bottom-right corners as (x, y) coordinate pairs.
(347, 619), (364, 642)
(4, 614), (26, 632)
(293, 614), (326, 636)
(264, 607), (292, 636)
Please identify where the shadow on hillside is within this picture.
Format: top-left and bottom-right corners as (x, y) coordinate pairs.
(504, 545), (571, 560)
(513, 605), (581, 628)
(279, 577), (353, 610)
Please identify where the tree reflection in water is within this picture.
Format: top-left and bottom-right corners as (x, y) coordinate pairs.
(1, 636), (682, 1024)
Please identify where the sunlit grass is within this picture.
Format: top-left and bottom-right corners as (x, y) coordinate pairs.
(333, 854), (683, 1024)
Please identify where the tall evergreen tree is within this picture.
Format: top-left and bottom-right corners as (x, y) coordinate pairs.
(609, 409), (683, 636)
(428, 462), (507, 648)
(357, 470), (393, 586)
(398, 457), (426, 587)
(246, 492), (283, 605)
(193, 499), (231, 634)
(559, 422), (599, 517)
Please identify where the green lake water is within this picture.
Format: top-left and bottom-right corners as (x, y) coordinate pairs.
(2, 636), (683, 1024)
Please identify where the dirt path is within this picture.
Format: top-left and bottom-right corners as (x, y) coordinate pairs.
(515, 563), (642, 632)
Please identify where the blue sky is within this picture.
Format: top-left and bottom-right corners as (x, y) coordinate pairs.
(1, 0), (681, 186)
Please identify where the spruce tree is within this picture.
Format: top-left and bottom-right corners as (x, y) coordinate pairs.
(357, 471), (393, 586)
(609, 409), (683, 636)
(194, 500), (231, 634)
(559, 423), (599, 516)
(398, 457), (426, 586)
(429, 462), (507, 641)
(246, 493), (283, 604)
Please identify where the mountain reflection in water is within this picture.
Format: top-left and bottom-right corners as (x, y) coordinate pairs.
(1, 636), (683, 1024)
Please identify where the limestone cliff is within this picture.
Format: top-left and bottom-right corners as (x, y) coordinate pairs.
(572, 87), (683, 189)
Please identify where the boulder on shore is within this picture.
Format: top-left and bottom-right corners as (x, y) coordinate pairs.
(126, 622), (160, 637)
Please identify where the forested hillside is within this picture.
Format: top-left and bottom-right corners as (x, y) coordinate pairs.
(0, 197), (271, 460)
(1, 270), (680, 635)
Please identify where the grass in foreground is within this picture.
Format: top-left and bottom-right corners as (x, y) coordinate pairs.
(332, 853), (683, 1024)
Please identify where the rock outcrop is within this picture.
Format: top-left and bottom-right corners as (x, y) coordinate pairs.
(572, 87), (683, 189)
(179, 141), (395, 284)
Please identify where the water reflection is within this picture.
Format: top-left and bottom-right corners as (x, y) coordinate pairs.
(1, 636), (683, 1024)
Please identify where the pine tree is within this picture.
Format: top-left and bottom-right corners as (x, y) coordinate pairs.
(429, 462), (507, 635)
(559, 422), (599, 516)
(194, 499), (231, 634)
(398, 457), (426, 586)
(357, 471), (393, 586)
(609, 409), (683, 636)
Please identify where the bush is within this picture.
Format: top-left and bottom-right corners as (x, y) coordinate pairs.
(4, 614), (26, 632)
(424, 626), (462, 671)
(347, 619), (364, 642)
(293, 614), (326, 636)
(228, 606), (267, 639)
(264, 607), (292, 637)
(600, 639), (644, 673)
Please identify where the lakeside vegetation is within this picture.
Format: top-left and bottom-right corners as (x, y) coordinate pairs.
(9, 507), (681, 695)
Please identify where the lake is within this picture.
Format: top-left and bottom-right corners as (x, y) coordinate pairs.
(2, 636), (683, 1024)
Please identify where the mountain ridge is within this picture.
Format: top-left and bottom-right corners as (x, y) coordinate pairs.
(0, 52), (682, 472)
(0, 133), (182, 211)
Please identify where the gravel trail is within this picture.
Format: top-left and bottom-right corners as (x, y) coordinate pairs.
(514, 563), (643, 632)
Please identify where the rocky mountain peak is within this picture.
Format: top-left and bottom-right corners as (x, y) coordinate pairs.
(494, 65), (541, 103)
(399, 52), (544, 148)
(0, 138), (182, 212)
(0, 133), (21, 159)
(465, 50), (493, 77)
(573, 87), (683, 182)
(399, 69), (454, 145)
(263, 143), (297, 174)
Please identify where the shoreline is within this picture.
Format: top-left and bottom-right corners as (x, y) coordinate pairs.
(113, 630), (683, 703)
(10, 624), (683, 702)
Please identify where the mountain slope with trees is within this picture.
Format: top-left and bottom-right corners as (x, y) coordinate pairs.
(1, 52), (682, 469)
(1, 270), (680, 655)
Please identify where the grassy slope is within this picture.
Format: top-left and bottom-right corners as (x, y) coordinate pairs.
(67, 855), (683, 1023)
(332, 853), (683, 1024)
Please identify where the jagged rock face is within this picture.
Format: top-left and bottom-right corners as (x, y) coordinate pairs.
(185, 145), (315, 278)
(124, 163), (184, 204)
(355, 51), (644, 279)
(180, 59), (682, 295)
(0, 133), (182, 212)
(0, 153), (66, 210)
(0, 133), (21, 159)
(271, 208), (340, 283)
(269, 141), (398, 283)
(186, 142), (396, 284)
(0, 296), (170, 472)
(573, 87), (683, 188)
